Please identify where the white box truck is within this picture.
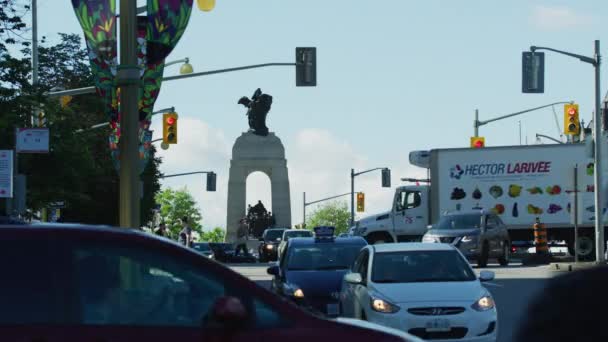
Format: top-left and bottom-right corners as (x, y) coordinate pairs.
(352, 143), (606, 257)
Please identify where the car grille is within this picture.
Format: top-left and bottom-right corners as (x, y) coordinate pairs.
(407, 307), (465, 316)
(439, 237), (455, 243)
(408, 327), (468, 340)
(306, 296), (339, 316)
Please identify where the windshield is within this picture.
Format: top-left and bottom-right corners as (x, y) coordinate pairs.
(286, 243), (364, 271)
(264, 230), (285, 241)
(372, 250), (476, 283)
(285, 230), (313, 240)
(435, 214), (482, 230)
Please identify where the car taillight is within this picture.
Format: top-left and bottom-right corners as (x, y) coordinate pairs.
(511, 246), (517, 253)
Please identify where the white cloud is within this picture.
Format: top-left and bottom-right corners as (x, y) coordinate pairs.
(151, 122), (428, 230)
(530, 5), (593, 31)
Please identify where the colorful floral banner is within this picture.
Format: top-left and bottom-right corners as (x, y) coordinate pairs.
(72, 0), (194, 173)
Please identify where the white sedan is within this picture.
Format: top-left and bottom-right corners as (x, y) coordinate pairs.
(340, 243), (497, 342)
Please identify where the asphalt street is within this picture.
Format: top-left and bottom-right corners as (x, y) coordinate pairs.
(231, 261), (557, 342)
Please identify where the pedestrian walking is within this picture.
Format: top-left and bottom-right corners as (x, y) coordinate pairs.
(178, 216), (193, 247)
(234, 218), (250, 256)
(154, 222), (167, 237)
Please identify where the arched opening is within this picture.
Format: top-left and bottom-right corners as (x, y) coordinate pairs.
(246, 171), (273, 237)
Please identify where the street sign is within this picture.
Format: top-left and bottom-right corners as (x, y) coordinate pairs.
(48, 201), (67, 208)
(16, 128), (49, 153)
(0, 150), (13, 198)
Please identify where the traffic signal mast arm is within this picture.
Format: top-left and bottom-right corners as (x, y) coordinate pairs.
(475, 101), (573, 133)
(530, 46), (597, 66)
(160, 171), (214, 179)
(352, 167), (388, 177)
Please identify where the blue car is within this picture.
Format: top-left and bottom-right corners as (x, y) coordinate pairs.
(267, 227), (367, 317)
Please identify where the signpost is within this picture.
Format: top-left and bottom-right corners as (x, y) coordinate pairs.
(0, 150), (13, 198)
(16, 128), (49, 153)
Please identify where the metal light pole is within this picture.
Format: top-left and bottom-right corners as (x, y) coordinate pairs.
(527, 41), (603, 262)
(351, 169), (355, 226)
(593, 40), (603, 262)
(303, 192), (306, 227)
(118, 1), (140, 228)
(535, 133), (564, 144)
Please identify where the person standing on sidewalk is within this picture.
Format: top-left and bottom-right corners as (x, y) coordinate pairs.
(234, 218), (250, 256)
(178, 216), (193, 247)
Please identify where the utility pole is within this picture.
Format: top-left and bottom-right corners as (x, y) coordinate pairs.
(118, 1), (140, 228)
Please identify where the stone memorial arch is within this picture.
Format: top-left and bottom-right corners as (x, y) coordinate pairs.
(226, 132), (292, 242)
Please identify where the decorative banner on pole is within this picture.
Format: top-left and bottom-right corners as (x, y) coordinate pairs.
(71, 0), (120, 166)
(72, 0), (194, 174)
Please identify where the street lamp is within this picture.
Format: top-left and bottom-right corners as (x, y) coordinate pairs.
(197, 0), (216, 12)
(165, 58), (193, 75)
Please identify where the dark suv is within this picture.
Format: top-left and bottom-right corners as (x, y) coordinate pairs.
(422, 210), (511, 267)
(258, 228), (287, 262)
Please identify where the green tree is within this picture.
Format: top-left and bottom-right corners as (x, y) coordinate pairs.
(0, 32), (161, 225)
(306, 201), (351, 235)
(155, 187), (203, 238)
(201, 227), (226, 243)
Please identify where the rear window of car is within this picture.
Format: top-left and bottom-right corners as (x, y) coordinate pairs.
(264, 230), (285, 240)
(0, 235), (60, 324)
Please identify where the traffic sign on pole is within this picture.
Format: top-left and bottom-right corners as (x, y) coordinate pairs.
(0, 150), (14, 198)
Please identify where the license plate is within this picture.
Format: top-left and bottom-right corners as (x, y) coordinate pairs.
(425, 318), (451, 332)
(326, 303), (339, 316)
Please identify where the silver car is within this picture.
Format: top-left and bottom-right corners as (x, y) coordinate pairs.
(422, 210), (510, 267)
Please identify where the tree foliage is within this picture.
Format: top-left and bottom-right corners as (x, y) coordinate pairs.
(0, 26), (161, 225)
(155, 187), (203, 238)
(305, 201), (351, 235)
(201, 227), (226, 243)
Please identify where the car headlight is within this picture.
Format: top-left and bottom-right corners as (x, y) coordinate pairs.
(266, 244), (274, 250)
(461, 235), (479, 243)
(284, 284), (304, 298)
(370, 295), (400, 313)
(422, 235), (436, 243)
(293, 288), (305, 298)
(472, 295), (495, 311)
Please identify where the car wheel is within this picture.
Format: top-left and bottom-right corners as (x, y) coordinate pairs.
(498, 242), (510, 266)
(478, 242), (489, 268)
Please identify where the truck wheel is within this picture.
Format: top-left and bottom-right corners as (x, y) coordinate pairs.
(478, 242), (489, 268)
(498, 242), (510, 266)
(366, 232), (394, 245)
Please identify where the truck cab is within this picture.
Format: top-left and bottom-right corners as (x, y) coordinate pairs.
(353, 185), (430, 244)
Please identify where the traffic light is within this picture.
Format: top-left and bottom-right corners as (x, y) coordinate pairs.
(564, 104), (580, 135)
(163, 112), (178, 144)
(381, 168), (391, 187)
(470, 136), (485, 148)
(522, 51), (545, 93)
(206, 172), (217, 192)
(296, 47), (316, 87)
(356, 192), (365, 212)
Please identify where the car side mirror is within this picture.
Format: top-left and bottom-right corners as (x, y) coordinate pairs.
(344, 272), (363, 284)
(267, 265), (280, 276)
(479, 270), (495, 282)
(203, 296), (249, 330)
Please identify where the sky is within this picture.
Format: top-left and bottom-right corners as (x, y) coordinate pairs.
(28, 0), (608, 229)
